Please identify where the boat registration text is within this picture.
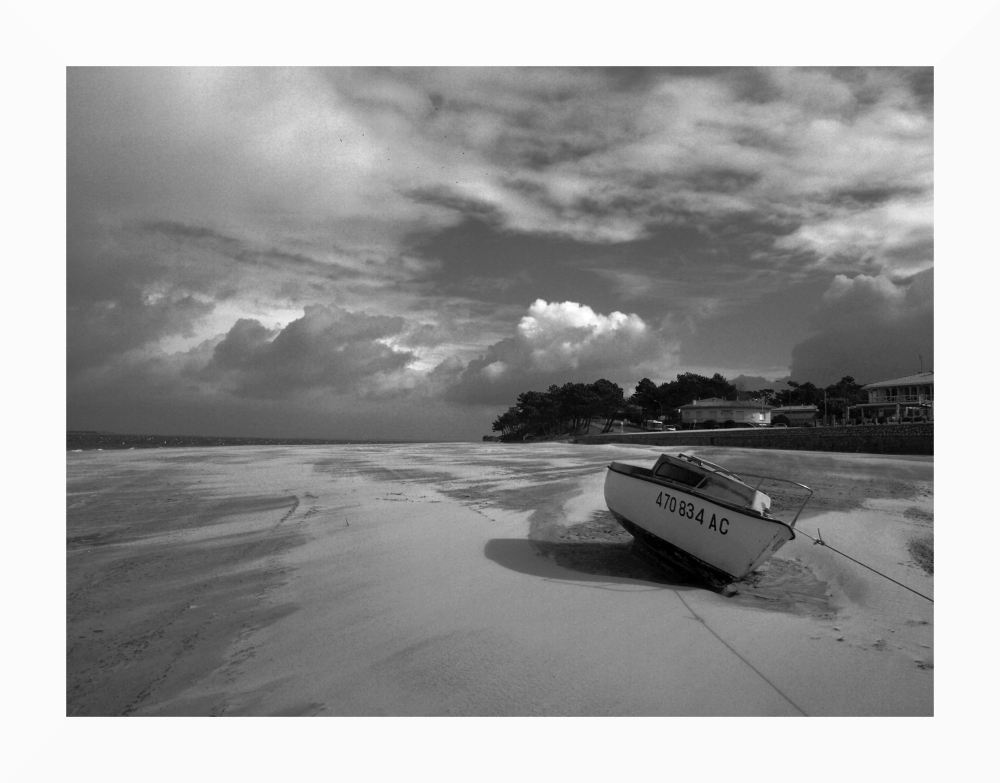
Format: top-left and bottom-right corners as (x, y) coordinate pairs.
(654, 491), (729, 535)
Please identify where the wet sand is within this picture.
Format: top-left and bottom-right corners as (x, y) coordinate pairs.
(67, 443), (933, 716)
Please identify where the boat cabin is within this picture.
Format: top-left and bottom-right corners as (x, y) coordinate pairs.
(651, 454), (771, 514)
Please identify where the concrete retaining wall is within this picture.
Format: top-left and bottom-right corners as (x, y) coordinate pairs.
(573, 423), (933, 456)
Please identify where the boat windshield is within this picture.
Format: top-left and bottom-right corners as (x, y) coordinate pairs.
(653, 461), (705, 487)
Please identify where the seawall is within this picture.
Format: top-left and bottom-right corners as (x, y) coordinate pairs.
(573, 423), (933, 456)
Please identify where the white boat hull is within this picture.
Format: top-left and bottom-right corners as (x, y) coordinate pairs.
(604, 463), (795, 584)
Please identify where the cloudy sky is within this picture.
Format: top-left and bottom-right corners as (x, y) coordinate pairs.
(67, 66), (934, 440)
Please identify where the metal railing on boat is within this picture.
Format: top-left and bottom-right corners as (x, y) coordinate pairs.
(676, 453), (814, 527)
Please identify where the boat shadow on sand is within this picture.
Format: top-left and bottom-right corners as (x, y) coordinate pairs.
(485, 511), (835, 615)
(484, 537), (699, 592)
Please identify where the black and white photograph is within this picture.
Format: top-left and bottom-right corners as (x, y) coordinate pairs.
(13, 0), (996, 776)
(65, 62), (938, 718)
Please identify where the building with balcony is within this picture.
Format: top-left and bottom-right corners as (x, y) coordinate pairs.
(678, 398), (773, 428)
(857, 371), (934, 422)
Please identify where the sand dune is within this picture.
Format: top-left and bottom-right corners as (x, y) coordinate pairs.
(66, 442), (932, 716)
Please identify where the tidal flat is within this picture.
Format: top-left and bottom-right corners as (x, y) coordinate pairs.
(67, 442), (933, 716)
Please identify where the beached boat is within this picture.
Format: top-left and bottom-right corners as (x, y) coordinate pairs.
(604, 453), (812, 585)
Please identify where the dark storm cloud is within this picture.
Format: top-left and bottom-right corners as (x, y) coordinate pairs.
(209, 318), (278, 369)
(69, 344), (493, 441)
(67, 288), (214, 377)
(200, 304), (414, 399)
(788, 268), (933, 385)
(66, 223), (216, 376)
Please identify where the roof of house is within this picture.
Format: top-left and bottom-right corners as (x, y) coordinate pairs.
(678, 399), (774, 410)
(770, 405), (820, 413)
(863, 371), (934, 389)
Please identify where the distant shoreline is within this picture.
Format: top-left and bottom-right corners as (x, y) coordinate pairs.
(66, 431), (453, 451)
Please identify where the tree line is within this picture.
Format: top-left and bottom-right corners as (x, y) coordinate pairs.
(490, 373), (870, 441)
(490, 380), (626, 440)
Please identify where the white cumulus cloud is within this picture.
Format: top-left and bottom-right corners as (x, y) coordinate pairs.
(444, 299), (677, 404)
(517, 299), (649, 372)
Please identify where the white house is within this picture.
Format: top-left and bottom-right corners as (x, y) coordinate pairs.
(677, 398), (772, 428)
(858, 371), (933, 422)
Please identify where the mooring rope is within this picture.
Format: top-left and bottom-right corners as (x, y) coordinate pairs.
(796, 527), (933, 603)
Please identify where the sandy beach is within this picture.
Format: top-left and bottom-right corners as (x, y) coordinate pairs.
(67, 442), (933, 716)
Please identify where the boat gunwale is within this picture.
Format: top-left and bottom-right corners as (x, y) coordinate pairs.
(606, 462), (798, 541)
